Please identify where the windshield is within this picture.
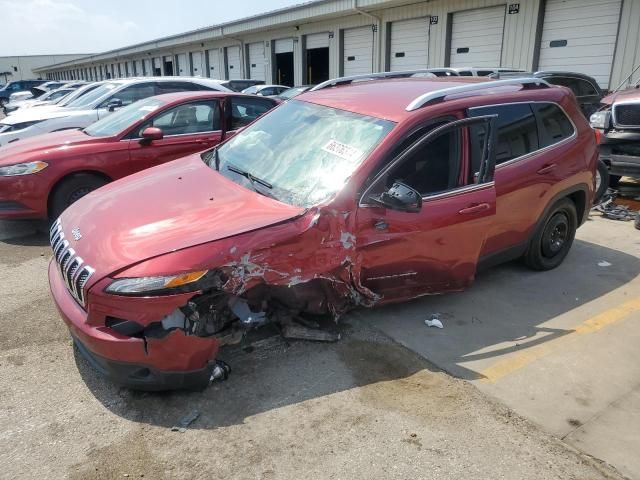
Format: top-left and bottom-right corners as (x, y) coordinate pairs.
(65, 82), (119, 108)
(212, 100), (394, 208)
(84, 97), (164, 137)
(57, 84), (99, 107)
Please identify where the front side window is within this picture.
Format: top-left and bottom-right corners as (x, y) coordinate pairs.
(66, 82), (119, 108)
(212, 100), (394, 208)
(156, 81), (211, 94)
(84, 97), (164, 137)
(228, 97), (275, 130)
(138, 101), (220, 136)
(469, 104), (539, 164)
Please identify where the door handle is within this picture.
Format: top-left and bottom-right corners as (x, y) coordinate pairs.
(537, 163), (557, 175)
(458, 203), (491, 215)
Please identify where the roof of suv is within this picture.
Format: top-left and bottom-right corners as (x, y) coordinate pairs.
(298, 77), (499, 122)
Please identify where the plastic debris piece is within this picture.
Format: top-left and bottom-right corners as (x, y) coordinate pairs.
(228, 296), (266, 325)
(598, 261), (612, 267)
(425, 316), (444, 329)
(171, 410), (200, 432)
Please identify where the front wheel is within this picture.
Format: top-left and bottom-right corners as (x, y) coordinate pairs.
(49, 174), (108, 220)
(524, 198), (577, 271)
(594, 160), (609, 204)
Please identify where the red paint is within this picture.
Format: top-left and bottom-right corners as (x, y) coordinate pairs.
(48, 78), (596, 386)
(0, 91), (278, 219)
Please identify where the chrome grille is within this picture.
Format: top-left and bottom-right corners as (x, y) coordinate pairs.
(613, 104), (640, 128)
(50, 219), (95, 307)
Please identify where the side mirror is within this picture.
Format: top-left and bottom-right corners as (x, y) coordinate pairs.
(140, 127), (163, 143)
(370, 182), (422, 213)
(106, 98), (123, 112)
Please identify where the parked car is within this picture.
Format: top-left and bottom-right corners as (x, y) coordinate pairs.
(276, 85), (314, 100)
(48, 74), (595, 390)
(0, 91), (278, 220)
(493, 71), (603, 118)
(218, 79), (265, 92)
(590, 83), (640, 189)
(241, 84), (289, 96)
(0, 77), (232, 146)
(0, 80), (46, 106)
(3, 86), (79, 115)
(8, 91), (33, 103)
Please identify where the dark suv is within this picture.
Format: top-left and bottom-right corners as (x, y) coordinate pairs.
(49, 74), (596, 390)
(0, 80), (46, 106)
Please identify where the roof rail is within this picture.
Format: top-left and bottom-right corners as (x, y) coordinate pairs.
(405, 78), (551, 111)
(309, 69), (437, 91)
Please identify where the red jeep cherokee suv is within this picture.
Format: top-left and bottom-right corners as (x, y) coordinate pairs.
(49, 75), (596, 390)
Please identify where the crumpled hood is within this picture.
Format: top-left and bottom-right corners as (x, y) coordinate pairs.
(601, 87), (640, 106)
(58, 154), (305, 284)
(0, 129), (101, 166)
(1, 106), (92, 125)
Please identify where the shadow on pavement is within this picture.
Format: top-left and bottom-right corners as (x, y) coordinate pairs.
(75, 319), (439, 430)
(0, 220), (49, 245)
(360, 239), (640, 381)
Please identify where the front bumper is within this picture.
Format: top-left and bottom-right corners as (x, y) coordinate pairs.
(598, 129), (640, 177)
(49, 260), (220, 391)
(0, 176), (47, 219)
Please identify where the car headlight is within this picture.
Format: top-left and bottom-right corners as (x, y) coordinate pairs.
(105, 270), (209, 295)
(590, 111), (611, 129)
(0, 161), (48, 176)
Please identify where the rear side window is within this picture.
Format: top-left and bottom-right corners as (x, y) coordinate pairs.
(228, 97), (274, 130)
(533, 103), (575, 147)
(469, 104), (539, 165)
(156, 81), (212, 94)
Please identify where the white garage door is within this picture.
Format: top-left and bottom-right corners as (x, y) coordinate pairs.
(248, 42), (266, 80)
(176, 53), (189, 75)
(191, 51), (204, 76)
(143, 59), (152, 76)
(343, 26), (374, 76)
(306, 32), (330, 49)
(207, 49), (221, 79)
(274, 38), (294, 54)
(390, 17), (429, 71)
(538, 0), (622, 88)
(450, 6), (506, 68)
(226, 45), (242, 79)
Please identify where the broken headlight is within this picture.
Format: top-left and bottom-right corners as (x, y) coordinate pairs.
(105, 270), (209, 295)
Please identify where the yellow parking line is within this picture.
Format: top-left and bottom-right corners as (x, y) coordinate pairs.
(479, 297), (640, 384)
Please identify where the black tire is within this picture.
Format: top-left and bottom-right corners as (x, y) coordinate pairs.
(594, 160), (609, 204)
(524, 198), (577, 271)
(49, 174), (108, 220)
(609, 174), (621, 189)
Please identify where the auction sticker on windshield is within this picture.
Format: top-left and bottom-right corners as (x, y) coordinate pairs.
(322, 139), (363, 162)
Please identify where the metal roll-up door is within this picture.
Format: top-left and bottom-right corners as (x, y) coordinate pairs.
(226, 45), (242, 79)
(143, 59), (152, 76)
(449, 6), (506, 68)
(390, 17), (430, 71)
(343, 26), (374, 76)
(207, 49), (221, 78)
(274, 38), (294, 54)
(248, 42), (266, 80)
(538, 0), (622, 88)
(153, 57), (162, 75)
(306, 32), (330, 49)
(176, 53), (188, 75)
(191, 51), (204, 76)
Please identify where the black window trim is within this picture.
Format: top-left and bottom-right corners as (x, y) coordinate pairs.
(467, 101), (577, 170)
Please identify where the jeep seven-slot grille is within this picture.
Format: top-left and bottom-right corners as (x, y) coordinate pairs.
(614, 104), (640, 127)
(50, 219), (95, 307)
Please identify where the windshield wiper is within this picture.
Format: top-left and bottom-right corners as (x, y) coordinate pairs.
(227, 163), (272, 189)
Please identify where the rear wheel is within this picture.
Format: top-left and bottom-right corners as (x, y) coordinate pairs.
(50, 174), (108, 220)
(524, 198), (577, 271)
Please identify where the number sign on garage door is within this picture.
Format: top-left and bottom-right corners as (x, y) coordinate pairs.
(248, 42), (266, 80)
(538, 0), (622, 88)
(449, 6), (506, 68)
(226, 45), (242, 79)
(343, 26), (374, 76)
(390, 17), (430, 71)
